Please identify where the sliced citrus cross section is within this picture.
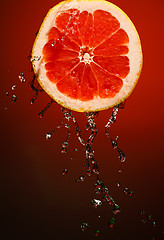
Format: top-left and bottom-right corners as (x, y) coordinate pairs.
(32, 0), (143, 112)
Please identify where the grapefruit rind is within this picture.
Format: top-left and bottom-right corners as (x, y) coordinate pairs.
(32, 0), (143, 112)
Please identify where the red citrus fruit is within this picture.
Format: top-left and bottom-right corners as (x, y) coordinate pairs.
(32, 0), (143, 112)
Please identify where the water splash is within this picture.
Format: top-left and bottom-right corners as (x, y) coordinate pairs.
(30, 75), (44, 104)
(91, 199), (102, 208)
(38, 99), (55, 118)
(105, 101), (126, 163)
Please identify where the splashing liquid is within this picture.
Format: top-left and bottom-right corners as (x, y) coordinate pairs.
(28, 56), (158, 238)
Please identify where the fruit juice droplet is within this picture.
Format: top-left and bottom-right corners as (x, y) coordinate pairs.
(148, 215), (152, 220)
(19, 73), (25, 82)
(109, 218), (115, 228)
(111, 139), (118, 149)
(142, 219), (147, 224)
(119, 151), (126, 162)
(62, 169), (68, 175)
(140, 211), (145, 215)
(118, 169), (122, 173)
(45, 133), (51, 140)
(124, 187), (129, 195)
(61, 148), (67, 154)
(12, 85), (17, 90)
(65, 124), (70, 128)
(116, 182), (120, 187)
(113, 204), (120, 214)
(129, 190), (134, 196)
(5, 91), (9, 96)
(79, 175), (85, 181)
(95, 230), (100, 236)
(4, 107), (7, 110)
(152, 221), (156, 227)
(81, 222), (89, 231)
(31, 55), (41, 62)
(91, 199), (102, 208)
(11, 95), (17, 103)
(74, 148), (78, 151)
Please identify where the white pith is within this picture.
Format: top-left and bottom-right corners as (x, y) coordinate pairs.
(32, 0), (143, 112)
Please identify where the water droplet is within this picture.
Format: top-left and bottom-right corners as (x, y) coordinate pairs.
(62, 141), (68, 148)
(4, 107), (7, 110)
(65, 124), (70, 128)
(124, 188), (129, 195)
(142, 219), (147, 224)
(115, 136), (119, 140)
(152, 221), (156, 227)
(45, 133), (51, 140)
(95, 230), (100, 236)
(11, 95), (17, 103)
(75, 179), (80, 183)
(31, 56), (41, 61)
(111, 139), (118, 149)
(148, 215), (152, 220)
(12, 85), (17, 90)
(51, 41), (57, 46)
(129, 190), (134, 196)
(113, 204), (120, 214)
(79, 175), (85, 181)
(140, 211), (145, 215)
(5, 91), (9, 96)
(119, 151), (126, 162)
(80, 222), (89, 231)
(116, 182), (120, 187)
(70, 156), (74, 160)
(109, 218), (115, 228)
(95, 183), (101, 194)
(98, 215), (101, 218)
(19, 73), (25, 83)
(74, 148), (78, 152)
(61, 148), (67, 154)
(91, 199), (102, 208)
(87, 169), (92, 176)
(118, 169), (122, 173)
(62, 169), (68, 175)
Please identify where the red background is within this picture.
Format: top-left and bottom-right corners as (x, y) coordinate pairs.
(0, 0), (164, 239)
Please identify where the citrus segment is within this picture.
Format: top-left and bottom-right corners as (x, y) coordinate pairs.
(93, 29), (129, 56)
(48, 27), (80, 52)
(77, 11), (93, 46)
(90, 10), (120, 48)
(90, 62), (123, 98)
(32, 0), (143, 112)
(80, 63), (98, 100)
(45, 58), (80, 83)
(93, 56), (130, 78)
(55, 9), (82, 46)
(56, 62), (84, 99)
(43, 41), (79, 61)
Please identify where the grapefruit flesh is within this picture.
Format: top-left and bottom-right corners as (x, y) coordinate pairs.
(32, 0), (143, 112)
(43, 8), (129, 101)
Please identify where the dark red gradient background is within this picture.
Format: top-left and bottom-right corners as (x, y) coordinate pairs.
(0, 0), (164, 239)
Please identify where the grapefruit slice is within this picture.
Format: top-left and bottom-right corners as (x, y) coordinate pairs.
(32, 0), (143, 112)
